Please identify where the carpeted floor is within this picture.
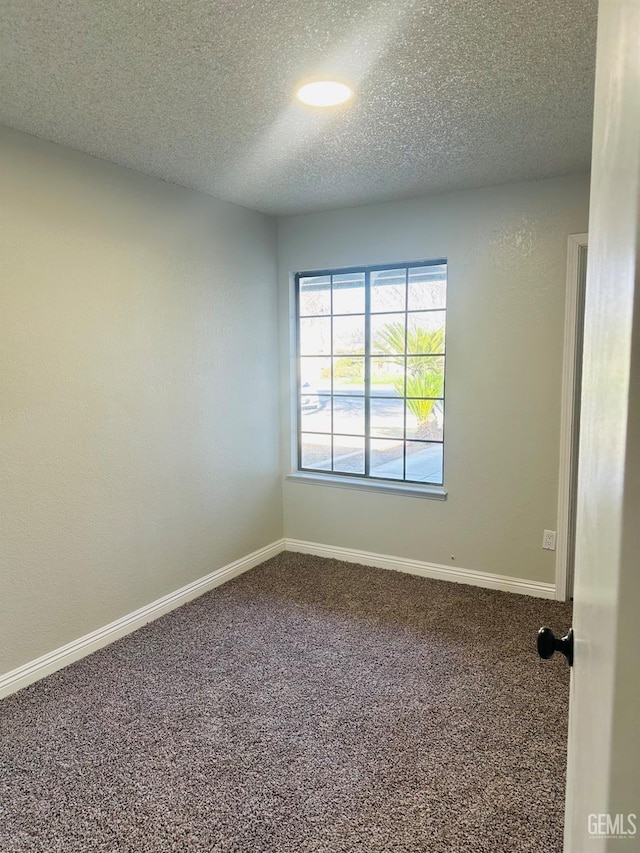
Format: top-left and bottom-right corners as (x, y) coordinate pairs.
(0, 553), (572, 853)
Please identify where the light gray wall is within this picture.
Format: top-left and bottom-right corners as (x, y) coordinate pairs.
(0, 127), (283, 674)
(278, 175), (590, 583)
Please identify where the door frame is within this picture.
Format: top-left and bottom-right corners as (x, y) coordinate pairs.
(555, 232), (588, 601)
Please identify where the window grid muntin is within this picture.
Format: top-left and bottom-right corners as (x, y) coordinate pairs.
(402, 266), (408, 480)
(330, 275), (334, 469)
(364, 269), (371, 476)
(296, 260), (446, 486)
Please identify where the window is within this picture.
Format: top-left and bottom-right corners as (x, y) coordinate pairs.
(295, 260), (446, 486)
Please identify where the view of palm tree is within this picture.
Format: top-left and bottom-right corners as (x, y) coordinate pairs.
(297, 263), (446, 484)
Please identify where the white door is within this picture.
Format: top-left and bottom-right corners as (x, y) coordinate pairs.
(563, 1), (640, 851)
(557, 234), (588, 601)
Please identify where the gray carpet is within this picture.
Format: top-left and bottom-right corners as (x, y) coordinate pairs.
(0, 553), (572, 852)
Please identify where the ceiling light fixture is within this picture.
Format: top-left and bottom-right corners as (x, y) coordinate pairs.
(295, 79), (353, 108)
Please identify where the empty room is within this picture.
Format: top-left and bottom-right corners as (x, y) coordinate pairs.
(2, 1), (639, 852)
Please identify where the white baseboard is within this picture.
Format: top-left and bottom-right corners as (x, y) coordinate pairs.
(0, 538), (286, 701)
(285, 538), (556, 599)
(1, 536), (554, 701)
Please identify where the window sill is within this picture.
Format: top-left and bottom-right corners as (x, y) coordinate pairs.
(285, 472), (447, 500)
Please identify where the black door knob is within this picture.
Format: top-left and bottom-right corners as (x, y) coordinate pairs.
(537, 627), (574, 667)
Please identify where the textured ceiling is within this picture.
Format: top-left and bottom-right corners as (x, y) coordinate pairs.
(0, 0), (597, 215)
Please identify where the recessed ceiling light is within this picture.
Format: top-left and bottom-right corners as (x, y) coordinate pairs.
(295, 80), (353, 108)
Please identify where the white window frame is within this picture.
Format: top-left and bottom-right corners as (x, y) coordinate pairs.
(287, 260), (448, 500)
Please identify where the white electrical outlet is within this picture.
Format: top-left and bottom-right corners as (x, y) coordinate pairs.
(542, 529), (557, 551)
